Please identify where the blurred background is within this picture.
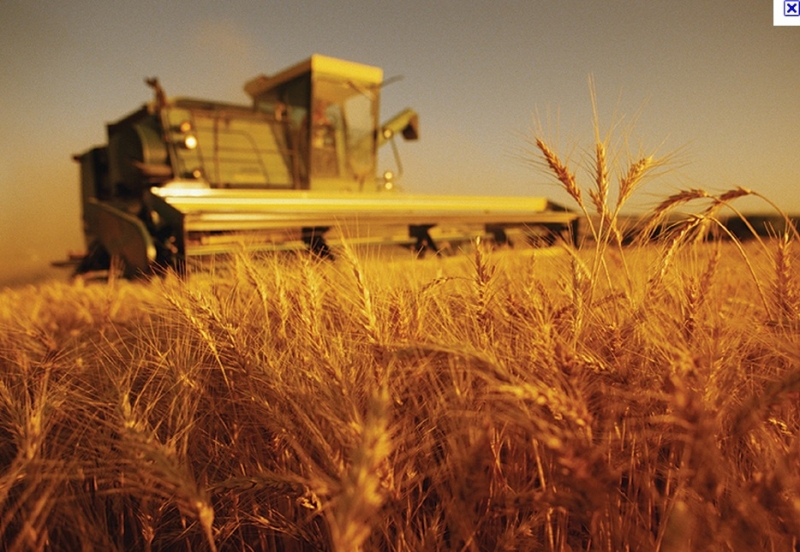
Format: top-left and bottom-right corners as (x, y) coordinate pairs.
(2, 0), (798, 285)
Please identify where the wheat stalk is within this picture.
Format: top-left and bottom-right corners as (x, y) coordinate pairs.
(772, 232), (799, 322)
(341, 240), (381, 347)
(163, 291), (231, 388)
(636, 189), (709, 245)
(5, 179), (800, 549)
(327, 385), (391, 552)
(471, 237), (496, 340)
(617, 156), (653, 211)
(590, 141), (610, 218)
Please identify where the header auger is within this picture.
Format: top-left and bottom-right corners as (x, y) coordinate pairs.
(72, 54), (578, 277)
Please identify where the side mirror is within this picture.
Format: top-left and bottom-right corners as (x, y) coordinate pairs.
(379, 109), (419, 147)
(400, 111), (419, 141)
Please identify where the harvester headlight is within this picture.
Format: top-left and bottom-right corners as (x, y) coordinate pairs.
(183, 134), (198, 150)
(383, 170), (395, 190)
(382, 128), (394, 140)
(178, 120), (193, 133)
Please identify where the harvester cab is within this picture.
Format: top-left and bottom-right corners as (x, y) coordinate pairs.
(244, 55), (416, 193)
(73, 54), (576, 277)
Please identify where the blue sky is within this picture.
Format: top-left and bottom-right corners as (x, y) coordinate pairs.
(2, 1), (798, 284)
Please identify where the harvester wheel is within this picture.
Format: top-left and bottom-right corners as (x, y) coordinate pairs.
(487, 226), (512, 247)
(75, 241), (111, 274)
(302, 227), (334, 259)
(409, 225), (438, 256)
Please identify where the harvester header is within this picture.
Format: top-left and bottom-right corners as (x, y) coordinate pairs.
(72, 54), (576, 276)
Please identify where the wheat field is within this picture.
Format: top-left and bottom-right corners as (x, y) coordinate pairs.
(1, 136), (799, 551)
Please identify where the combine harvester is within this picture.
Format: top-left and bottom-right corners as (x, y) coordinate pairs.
(73, 54), (578, 276)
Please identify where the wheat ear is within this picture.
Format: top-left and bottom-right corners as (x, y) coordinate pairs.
(535, 138), (584, 210)
(637, 189), (709, 245)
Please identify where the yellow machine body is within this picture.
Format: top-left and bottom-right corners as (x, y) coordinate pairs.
(73, 54), (577, 275)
